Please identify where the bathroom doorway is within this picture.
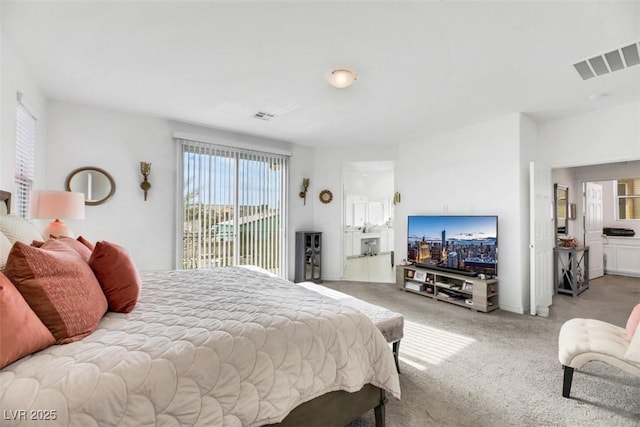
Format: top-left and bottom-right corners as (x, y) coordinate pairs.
(342, 161), (395, 283)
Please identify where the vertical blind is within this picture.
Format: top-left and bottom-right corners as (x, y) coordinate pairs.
(15, 97), (37, 219)
(179, 139), (288, 277)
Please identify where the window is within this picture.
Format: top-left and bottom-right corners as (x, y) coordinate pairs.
(179, 139), (288, 276)
(15, 95), (37, 219)
(616, 178), (640, 220)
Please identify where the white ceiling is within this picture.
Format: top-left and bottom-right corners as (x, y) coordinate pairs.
(3, 1), (640, 148)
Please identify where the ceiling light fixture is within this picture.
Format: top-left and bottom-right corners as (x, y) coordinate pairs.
(327, 69), (357, 89)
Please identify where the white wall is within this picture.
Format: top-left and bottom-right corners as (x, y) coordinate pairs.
(287, 144), (315, 279)
(396, 114), (528, 314)
(45, 101), (308, 275)
(45, 102), (175, 270)
(344, 169), (393, 198)
(1, 35), (48, 200)
(538, 100), (640, 167)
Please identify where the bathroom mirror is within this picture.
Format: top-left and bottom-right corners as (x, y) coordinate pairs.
(65, 167), (116, 205)
(555, 184), (568, 237)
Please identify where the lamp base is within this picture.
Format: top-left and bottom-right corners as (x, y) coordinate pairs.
(44, 219), (74, 239)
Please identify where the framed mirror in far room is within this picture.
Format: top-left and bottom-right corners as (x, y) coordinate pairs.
(554, 183), (568, 239)
(65, 166), (116, 205)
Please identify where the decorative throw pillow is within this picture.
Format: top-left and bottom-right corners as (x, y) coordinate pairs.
(0, 272), (56, 368)
(0, 215), (42, 244)
(626, 303), (640, 341)
(0, 231), (11, 271)
(624, 323), (640, 363)
(5, 240), (107, 343)
(77, 235), (95, 251)
(89, 241), (140, 313)
(48, 236), (92, 262)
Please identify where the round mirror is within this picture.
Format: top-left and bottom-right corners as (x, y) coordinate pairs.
(65, 167), (116, 206)
(319, 189), (333, 204)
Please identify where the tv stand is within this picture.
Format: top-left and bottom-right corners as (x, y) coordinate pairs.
(414, 263), (478, 277)
(396, 264), (499, 313)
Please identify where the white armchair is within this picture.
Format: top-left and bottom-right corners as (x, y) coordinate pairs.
(558, 318), (640, 398)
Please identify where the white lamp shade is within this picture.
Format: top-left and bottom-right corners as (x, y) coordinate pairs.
(30, 191), (85, 220)
(327, 69), (357, 88)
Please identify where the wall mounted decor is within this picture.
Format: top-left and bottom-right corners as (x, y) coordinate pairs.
(65, 166), (116, 206)
(299, 178), (310, 205)
(319, 189), (333, 204)
(140, 162), (151, 201)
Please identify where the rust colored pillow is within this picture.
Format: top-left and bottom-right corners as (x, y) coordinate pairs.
(77, 235), (95, 252)
(5, 241), (107, 344)
(89, 241), (140, 313)
(0, 272), (55, 368)
(46, 236), (92, 262)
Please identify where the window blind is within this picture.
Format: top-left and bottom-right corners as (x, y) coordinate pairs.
(15, 99), (37, 219)
(179, 139), (288, 277)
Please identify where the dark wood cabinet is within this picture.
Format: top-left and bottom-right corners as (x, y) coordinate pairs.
(295, 232), (322, 283)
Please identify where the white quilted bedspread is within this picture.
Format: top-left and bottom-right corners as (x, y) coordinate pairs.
(0, 267), (400, 426)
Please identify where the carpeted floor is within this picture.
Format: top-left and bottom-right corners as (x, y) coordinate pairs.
(325, 274), (640, 427)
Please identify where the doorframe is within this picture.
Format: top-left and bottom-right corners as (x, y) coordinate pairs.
(340, 161), (395, 281)
(550, 159), (640, 284)
(530, 162), (554, 316)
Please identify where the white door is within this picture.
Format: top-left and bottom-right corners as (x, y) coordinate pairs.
(584, 182), (604, 279)
(530, 162), (554, 316)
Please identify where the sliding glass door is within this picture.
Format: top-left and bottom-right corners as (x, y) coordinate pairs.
(179, 139), (288, 276)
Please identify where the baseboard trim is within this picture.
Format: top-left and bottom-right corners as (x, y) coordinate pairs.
(500, 304), (525, 315)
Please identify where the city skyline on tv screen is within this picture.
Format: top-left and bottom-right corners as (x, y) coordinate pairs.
(407, 215), (498, 275)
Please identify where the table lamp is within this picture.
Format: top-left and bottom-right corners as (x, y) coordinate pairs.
(30, 191), (85, 238)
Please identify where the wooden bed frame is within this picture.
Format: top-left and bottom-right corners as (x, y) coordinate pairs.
(269, 384), (386, 427)
(0, 189), (388, 427)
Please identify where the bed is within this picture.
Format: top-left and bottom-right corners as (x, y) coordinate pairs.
(0, 192), (400, 426)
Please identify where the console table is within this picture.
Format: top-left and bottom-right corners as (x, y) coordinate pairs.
(554, 246), (589, 297)
(396, 265), (499, 313)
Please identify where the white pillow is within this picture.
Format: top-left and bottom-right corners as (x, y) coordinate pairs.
(0, 231), (11, 271)
(0, 215), (43, 244)
(624, 323), (640, 363)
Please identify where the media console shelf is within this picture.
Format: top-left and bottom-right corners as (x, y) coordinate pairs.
(396, 265), (499, 313)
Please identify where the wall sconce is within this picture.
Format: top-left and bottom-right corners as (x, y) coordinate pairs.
(393, 191), (401, 205)
(299, 178), (310, 205)
(140, 162), (151, 201)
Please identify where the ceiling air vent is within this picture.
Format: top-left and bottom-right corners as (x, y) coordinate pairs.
(573, 42), (640, 80)
(252, 111), (276, 121)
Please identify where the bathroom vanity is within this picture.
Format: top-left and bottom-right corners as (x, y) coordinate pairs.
(344, 227), (394, 257)
(603, 236), (640, 277)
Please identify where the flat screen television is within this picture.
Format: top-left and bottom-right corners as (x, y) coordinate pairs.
(407, 215), (498, 277)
